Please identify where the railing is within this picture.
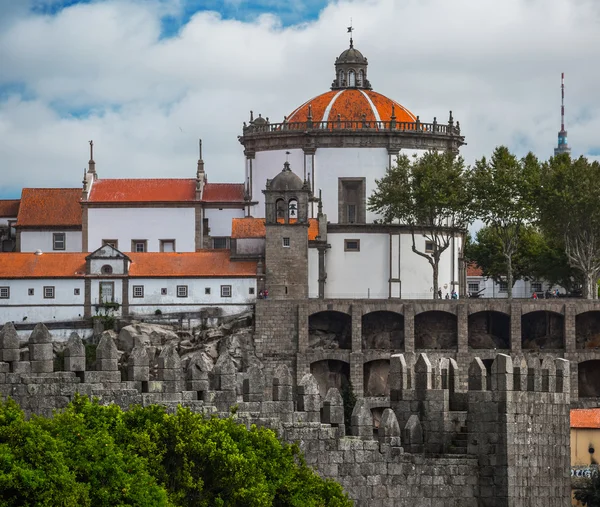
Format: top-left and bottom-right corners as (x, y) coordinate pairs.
(242, 119), (461, 136)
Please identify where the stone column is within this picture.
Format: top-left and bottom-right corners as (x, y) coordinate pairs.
(351, 304), (362, 352)
(128, 344), (150, 384)
(29, 323), (53, 374)
(297, 373), (321, 423)
(564, 304), (576, 352)
(158, 345), (183, 393)
(298, 304), (309, 353)
(0, 322), (20, 367)
(403, 303), (415, 353)
(350, 352), (364, 398)
(510, 302), (522, 353)
(456, 303), (468, 354)
(64, 332), (85, 374)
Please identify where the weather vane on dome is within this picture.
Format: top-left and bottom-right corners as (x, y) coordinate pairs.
(347, 19), (354, 48)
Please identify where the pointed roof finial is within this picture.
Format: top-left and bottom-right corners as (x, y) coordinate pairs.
(347, 19), (354, 48)
(250, 110), (254, 122)
(199, 138), (203, 160)
(89, 140), (94, 161)
(318, 188), (323, 216)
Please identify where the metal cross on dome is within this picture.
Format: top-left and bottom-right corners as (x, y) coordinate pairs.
(347, 20), (354, 47)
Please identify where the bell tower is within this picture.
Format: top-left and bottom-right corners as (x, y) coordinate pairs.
(263, 161), (311, 299)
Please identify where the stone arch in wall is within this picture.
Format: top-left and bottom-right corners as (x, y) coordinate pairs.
(363, 359), (390, 397)
(468, 311), (510, 349)
(414, 311), (457, 350)
(309, 311), (352, 349)
(310, 359), (350, 398)
(288, 198), (298, 220)
(361, 311), (404, 350)
(576, 311), (600, 349)
(275, 198), (285, 221)
(521, 311), (564, 350)
(578, 360), (600, 398)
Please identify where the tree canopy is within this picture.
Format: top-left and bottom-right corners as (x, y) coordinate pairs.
(0, 396), (351, 507)
(368, 151), (473, 298)
(470, 147), (540, 298)
(538, 154), (600, 299)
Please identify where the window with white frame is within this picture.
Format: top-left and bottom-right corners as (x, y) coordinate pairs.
(468, 282), (480, 293)
(499, 282), (508, 293)
(0, 287), (9, 299)
(132, 240), (147, 253)
(221, 285), (232, 298)
(132, 285), (144, 298)
(531, 282), (543, 293)
(282, 237), (290, 247)
(53, 232), (65, 251)
(43, 286), (55, 299)
(99, 282), (114, 303)
(177, 285), (188, 298)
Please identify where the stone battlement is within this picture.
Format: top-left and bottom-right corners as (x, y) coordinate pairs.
(0, 321), (571, 506)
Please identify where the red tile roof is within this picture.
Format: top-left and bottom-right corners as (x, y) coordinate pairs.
(202, 183), (245, 203)
(0, 200), (20, 218)
(467, 263), (483, 277)
(571, 409), (600, 429)
(0, 253), (86, 278)
(231, 218), (320, 240)
(128, 251), (256, 277)
(16, 189), (82, 228)
(0, 251), (256, 279)
(89, 179), (197, 203)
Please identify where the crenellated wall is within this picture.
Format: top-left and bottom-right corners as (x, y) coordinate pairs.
(0, 320), (571, 506)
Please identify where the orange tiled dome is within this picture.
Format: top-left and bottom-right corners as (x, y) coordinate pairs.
(286, 89), (416, 124)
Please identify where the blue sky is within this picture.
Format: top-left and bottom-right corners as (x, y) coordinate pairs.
(2, 0), (600, 199)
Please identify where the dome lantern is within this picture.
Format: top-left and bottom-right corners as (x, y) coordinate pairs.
(331, 39), (371, 90)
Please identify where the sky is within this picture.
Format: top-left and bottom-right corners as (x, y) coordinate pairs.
(1, 0), (600, 199)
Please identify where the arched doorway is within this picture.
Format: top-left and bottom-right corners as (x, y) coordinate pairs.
(576, 311), (600, 349)
(310, 359), (350, 398)
(415, 311), (457, 349)
(521, 311), (564, 349)
(578, 360), (600, 398)
(468, 311), (510, 349)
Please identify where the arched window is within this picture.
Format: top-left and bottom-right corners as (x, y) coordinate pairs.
(288, 199), (298, 221)
(276, 199), (286, 222)
(358, 70), (364, 87)
(101, 265), (113, 275)
(348, 70), (356, 87)
(338, 70), (344, 87)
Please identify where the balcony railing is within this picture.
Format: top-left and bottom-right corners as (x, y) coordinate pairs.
(242, 119), (461, 136)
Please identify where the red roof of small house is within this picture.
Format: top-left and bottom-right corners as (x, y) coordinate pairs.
(202, 183), (245, 203)
(89, 179), (197, 203)
(16, 189), (82, 228)
(127, 251), (256, 278)
(571, 409), (600, 429)
(0, 200), (20, 218)
(0, 253), (86, 278)
(467, 263), (483, 277)
(231, 217), (320, 241)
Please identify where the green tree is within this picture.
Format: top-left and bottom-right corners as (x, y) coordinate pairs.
(466, 224), (579, 294)
(368, 151), (473, 298)
(470, 147), (540, 299)
(0, 395), (351, 507)
(574, 470), (600, 506)
(539, 154), (600, 299)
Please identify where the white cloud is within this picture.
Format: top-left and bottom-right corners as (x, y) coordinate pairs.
(1, 0), (600, 196)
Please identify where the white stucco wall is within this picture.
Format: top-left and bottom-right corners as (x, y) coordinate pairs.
(323, 231), (462, 299)
(204, 208), (244, 237)
(0, 278), (85, 322)
(467, 277), (563, 299)
(249, 148), (305, 217)
(127, 277), (256, 316)
(20, 230), (82, 252)
(87, 207), (196, 252)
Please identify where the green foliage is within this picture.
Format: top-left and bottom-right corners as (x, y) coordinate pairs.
(0, 396), (351, 507)
(466, 225), (579, 291)
(539, 154), (600, 299)
(574, 471), (600, 506)
(368, 151), (473, 297)
(470, 147), (540, 298)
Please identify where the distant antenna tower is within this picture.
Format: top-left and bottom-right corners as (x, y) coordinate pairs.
(554, 72), (571, 156)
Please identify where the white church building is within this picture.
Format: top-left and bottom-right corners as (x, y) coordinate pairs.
(0, 39), (467, 323)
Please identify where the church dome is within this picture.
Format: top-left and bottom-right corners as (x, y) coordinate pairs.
(270, 162), (304, 191)
(286, 89), (416, 124)
(336, 47), (367, 65)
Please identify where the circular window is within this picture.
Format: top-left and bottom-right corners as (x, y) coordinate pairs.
(101, 265), (113, 275)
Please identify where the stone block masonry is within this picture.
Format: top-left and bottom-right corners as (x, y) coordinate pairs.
(0, 320), (571, 506)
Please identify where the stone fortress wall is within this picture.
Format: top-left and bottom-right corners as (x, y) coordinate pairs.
(0, 299), (574, 506)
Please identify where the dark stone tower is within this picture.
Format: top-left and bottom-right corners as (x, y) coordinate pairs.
(263, 161), (310, 299)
